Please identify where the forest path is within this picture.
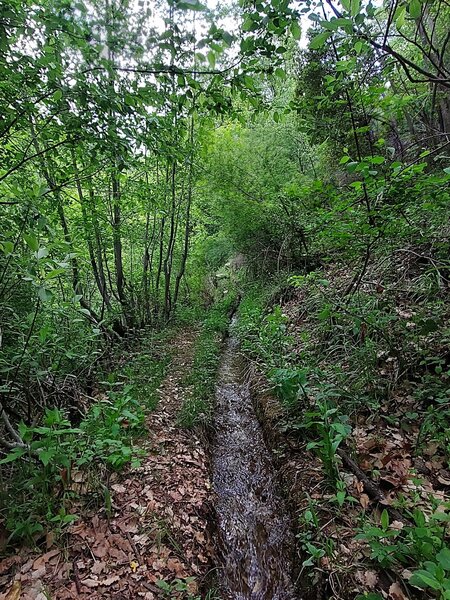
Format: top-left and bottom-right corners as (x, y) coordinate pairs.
(6, 328), (214, 600)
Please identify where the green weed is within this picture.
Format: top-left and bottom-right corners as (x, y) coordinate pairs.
(178, 294), (236, 427)
(0, 337), (170, 545)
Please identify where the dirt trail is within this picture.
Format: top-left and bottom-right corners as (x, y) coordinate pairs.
(1, 329), (214, 600)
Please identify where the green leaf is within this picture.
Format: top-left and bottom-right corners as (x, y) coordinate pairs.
(156, 580), (171, 591)
(53, 89), (62, 101)
(24, 233), (39, 251)
(354, 41), (363, 53)
(380, 509), (389, 530)
(410, 570), (441, 590)
(395, 6), (406, 27)
(0, 447), (27, 464)
(321, 20), (339, 30)
(38, 287), (53, 302)
(242, 14), (255, 32)
(409, 0), (421, 18)
(207, 50), (216, 69)
(290, 20), (301, 40)
(2, 241), (14, 254)
(222, 31), (233, 46)
(350, 0), (361, 17)
(275, 67), (286, 79)
(177, 0), (206, 10)
(45, 268), (66, 280)
(437, 548), (450, 571)
(336, 490), (346, 506)
(36, 247), (49, 260)
(310, 31), (330, 50)
(39, 449), (55, 467)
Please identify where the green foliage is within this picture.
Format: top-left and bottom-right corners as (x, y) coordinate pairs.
(1, 3), (450, 596)
(357, 504), (450, 598)
(300, 400), (351, 485)
(179, 293), (236, 427)
(297, 500), (336, 568)
(156, 576), (220, 599)
(0, 337), (170, 544)
(235, 288), (294, 370)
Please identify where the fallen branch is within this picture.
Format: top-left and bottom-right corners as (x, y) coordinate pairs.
(337, 449), (410, 524)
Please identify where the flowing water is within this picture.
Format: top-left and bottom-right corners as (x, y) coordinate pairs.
(212, 322), (296, 600)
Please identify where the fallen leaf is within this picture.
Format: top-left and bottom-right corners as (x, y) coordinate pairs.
(111, 484), (127, 493)
(130, 561), (139, 573)
(45, 531), (55, 550)
(81, 578), (99, 588)
(389, 581), (407, 599)
(91, 561), (106, 575)
(3, 581), (21, 600)
(101, 575), (120, 586)
(360, 493), (370, 509)
(33, 549), (60, 571)
(424, 442), (439, 457)
(356, 570), (378, 589)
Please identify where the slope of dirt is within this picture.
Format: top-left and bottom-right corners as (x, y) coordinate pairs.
(0, 329), (214, 600)
(244, 266), (450, 600)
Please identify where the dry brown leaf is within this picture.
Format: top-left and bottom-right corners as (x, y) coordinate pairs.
(365, 571), (378, 589)
(356, 570), (378, 589)
(389, 581), (407, 599)
(45, 531), (55, 550)
(81, 578), (99, 588)
(167, 557), (186, 576)
(424, 442), (439, 456)
(2, 581), (21, 600)
(111, 484), (127, 493)
(91, 561), (106, 576)
(32, 549), (60, 571)
(101, 575), (120, 586)
(30, 566), (46, 580)
(0, 557), (20, 576)
(92, 541), (109, 558)
(360, 493), (370, 509)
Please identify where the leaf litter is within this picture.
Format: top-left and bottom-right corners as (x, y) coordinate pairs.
(0, 330), (213, 600)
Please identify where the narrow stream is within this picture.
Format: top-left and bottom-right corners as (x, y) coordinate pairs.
(212, 321), (296, 599)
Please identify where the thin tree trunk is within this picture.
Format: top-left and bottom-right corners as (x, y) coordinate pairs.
(163, 160), (177, 318)
(29, 122), (101, 324)
(71, 147), (111, 310)
(173, 116), (195, 312)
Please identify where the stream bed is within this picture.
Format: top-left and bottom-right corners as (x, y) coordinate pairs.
(212, 322), (296, 599)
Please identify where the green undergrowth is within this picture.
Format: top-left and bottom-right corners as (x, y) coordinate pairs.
(178, 293), (237, 428)
(235, 257), (450, 597)
(0, 329), (172, 547)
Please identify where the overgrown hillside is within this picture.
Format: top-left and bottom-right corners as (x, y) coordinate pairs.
(1, 0), (449, 598)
